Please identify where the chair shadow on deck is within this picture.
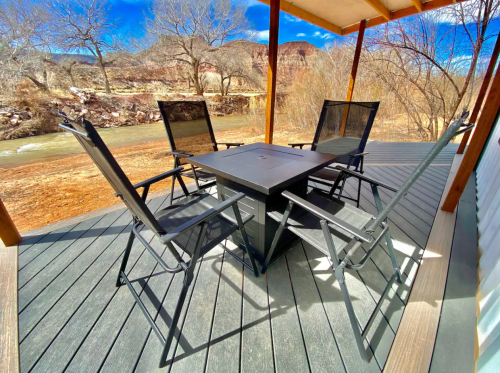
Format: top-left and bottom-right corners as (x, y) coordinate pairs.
(127, 242), (404, 368)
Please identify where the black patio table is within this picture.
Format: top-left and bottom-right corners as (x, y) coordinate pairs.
(187, 142), (337, 264)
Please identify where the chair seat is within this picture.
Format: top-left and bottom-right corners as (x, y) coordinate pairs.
(181, 168), (216, 183)
(311, 167), (342, 182)
(268, 190), (373, 257)
(156, 193), (252, 257)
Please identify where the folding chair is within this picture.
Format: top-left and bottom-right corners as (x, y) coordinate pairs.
(290, 101), (379, 207)
(58, 113), (258, 368)
(158, 100), (243, 203)
(265, 113), (473, 360)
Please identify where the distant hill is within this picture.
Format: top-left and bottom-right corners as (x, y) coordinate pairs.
(51, 53), (97, 64)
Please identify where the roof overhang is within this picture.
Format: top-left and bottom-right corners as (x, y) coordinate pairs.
(258, 0), (469, 35)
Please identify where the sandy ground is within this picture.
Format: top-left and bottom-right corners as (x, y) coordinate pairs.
(0, 124), (309, 232)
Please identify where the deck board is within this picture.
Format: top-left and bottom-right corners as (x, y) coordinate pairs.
(17, 142), (459, 372)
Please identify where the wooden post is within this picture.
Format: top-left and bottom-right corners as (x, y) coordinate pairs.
(441, 65), (500, 212)
(457, 33), (500, 154)
(264, 0), (280, 144)
(0, 198), (21, 247)
(340, 20), (366, 136)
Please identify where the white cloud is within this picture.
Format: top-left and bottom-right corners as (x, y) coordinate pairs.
(296, 33), (306, 37)
(247, 29), (269, 42)
(313, 31), (334, 40)
(285, 15), (302, 23)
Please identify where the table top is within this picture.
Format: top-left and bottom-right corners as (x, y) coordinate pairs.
(187, 142), (337, 195)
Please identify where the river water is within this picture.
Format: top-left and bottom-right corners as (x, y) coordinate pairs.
(0, 115), (252, 167)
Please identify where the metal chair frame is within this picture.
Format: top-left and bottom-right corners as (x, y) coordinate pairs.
(58, 112), (258, 368)
(266, 113), (473, 360)
(290, 101), (379, 207)
(158, 100), (243, 203)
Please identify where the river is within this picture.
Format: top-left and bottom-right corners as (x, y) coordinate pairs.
(0, 115), (252, 167)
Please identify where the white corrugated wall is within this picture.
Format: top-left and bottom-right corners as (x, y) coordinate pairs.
(475, 112), (500, 372)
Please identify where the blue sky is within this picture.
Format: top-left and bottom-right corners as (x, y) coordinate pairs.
(108, 0), (499, 53)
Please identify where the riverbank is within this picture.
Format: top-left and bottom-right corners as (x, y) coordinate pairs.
(0, 124), (309, 232)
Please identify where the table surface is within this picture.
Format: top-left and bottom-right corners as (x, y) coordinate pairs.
(187, 142), (337, 194)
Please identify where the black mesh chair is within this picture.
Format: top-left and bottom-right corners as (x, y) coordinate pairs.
(58, 112), (258, 368)
(266, 113), (473, 361)
(158, 101), (243, 201)
(290, 101), (379, 207)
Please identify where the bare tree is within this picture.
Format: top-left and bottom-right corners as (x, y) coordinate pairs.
(43, 56), (78, 87)
(364, 0), (500, 140)
(147, 0), (249, 95)
(48, 0), (125, 93)
(210, 47), (259, 95)
(0, 0), (51, 91)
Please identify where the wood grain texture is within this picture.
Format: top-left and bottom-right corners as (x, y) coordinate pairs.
(384, 153), (463, 373)
(363, 0), (391, 20)
(0, 242), (19, 373)
(258, 0), (341, 35)
(0, 198), (21, 247)
(340, 20), (366, 137)
(458, 33), (500, 154)
(342, 0), (468, 35)
(264, 0), (280, 145)
(442, 66), (500, 212)
(411, 0), (422, 12)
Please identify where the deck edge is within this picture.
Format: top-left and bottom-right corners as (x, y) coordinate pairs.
(383, 153), (464, 373)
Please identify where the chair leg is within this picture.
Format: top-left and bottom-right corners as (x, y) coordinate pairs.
(356, 177), (362, 208)
(328, 174), (344, 197)
(158, 273), (192, 368)
(382, 223), (403, 283)
(191, 164), (201, 191)
(231, 204), (259, 276)
(371, 185), (402, 283)
(262, 200), (294, 273)
(116, 221), (137, 287)
(168, 174), (176, 206)
(320, 220), (368, 361)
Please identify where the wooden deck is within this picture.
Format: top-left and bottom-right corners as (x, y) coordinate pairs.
(17, 141), (459, 373)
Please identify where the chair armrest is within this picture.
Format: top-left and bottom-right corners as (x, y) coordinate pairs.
(161, 192), (248, 243)
(335, 166), (398, 192)
(289, 142), (313, 149)
(133, 167), (184, 190)
(217, 142), (244, 149)
(167, 151), (193, 158)
(281, 191), (372, 243)
(349, 152), (369, 158)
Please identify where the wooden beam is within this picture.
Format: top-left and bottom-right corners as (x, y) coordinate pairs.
(411, 0), (423, 12)
(364, 0), (391, 20)
(441, 65), (500, 212)
(258, 0), (342, 35)
(0, 241), (19, 373)
(0, 198), (21, 247)
(457, 32), (500, 154)
(342, 0), (468, 35)
(340, 20), (366, 136)
(265, 0), (280, 144)
(385, 153), (463, 373)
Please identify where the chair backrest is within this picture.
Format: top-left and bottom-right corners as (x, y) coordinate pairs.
(312, 101), (379, 168)
(367, 112), (471, 231)
(158, 101), (218, 165)
(59, 116), (165, 236)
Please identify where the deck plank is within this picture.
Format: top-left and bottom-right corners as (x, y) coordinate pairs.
(37, 198), (171, 373)
(286, 244), (346, 373)
(205, 245), (244, 373)
(16, 143), (458, 373)
(267, 249), (310, 372)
